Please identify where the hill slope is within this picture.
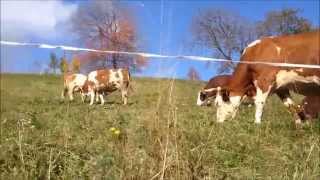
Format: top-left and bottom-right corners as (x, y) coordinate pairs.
(0, 74), (319, 179)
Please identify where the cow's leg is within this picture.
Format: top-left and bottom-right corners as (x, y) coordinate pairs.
(121, 88), (128, 105)
(99, 93), (105, 105)
(215, 88), (226, 122)
(89, 90), (95, 105)
(61, 87), (68, 100)
(254, 80), (272, 124)
(81, 93), (86, 103)
(68, 86), (74, 101)
(95, 92), (100, 103)
(81, 95), (85, 103)
(275, 88), (305, 124)
(214, 87), (241, 122)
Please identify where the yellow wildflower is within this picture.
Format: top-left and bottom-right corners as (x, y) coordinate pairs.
(114, 130), (120, 135)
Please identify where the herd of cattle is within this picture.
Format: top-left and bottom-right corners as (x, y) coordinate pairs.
(61, 30), (319, 124)
(61, 68), (131, 106)
(197, 30), (320, 123)
(197, 74), (320, 122)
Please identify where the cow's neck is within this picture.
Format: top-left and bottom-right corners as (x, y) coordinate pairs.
(229, 64), (251, 97)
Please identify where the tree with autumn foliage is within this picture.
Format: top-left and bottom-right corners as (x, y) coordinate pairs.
(71, 56), (81, 73)
(187, 67), (201, 81)
(59, 57), (69, 74)
(70, 0), (147, 72)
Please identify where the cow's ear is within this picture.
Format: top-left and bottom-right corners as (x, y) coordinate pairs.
(221, 89), (230, 102)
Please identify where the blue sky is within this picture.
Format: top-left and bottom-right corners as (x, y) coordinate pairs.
(1, 0), (319, 80)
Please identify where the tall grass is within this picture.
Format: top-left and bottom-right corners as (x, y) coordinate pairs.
(0, 74), (319, 179)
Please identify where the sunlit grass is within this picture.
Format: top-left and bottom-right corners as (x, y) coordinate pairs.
(0, 74), (319, 179)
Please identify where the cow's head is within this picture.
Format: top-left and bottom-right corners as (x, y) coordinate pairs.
(196, 87), (234, 107)
(196, 87), (221, 106)
(196, 90), (208, 106)
(214, 87), (243, 122)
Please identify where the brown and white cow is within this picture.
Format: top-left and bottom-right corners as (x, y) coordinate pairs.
(214, 30), (320, 123)
(61, 73), (88, 101)
(197, 75), (257, 107)
(83, 68), (131, 105)
(301, 96), (320, 120)
(196, 75), (232, 106)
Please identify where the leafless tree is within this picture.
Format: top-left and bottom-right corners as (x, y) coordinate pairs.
(32, 60), (42, 74)
(49, 52), (58, 74)
(187, 67), (201, 81)
(256, 8), (313, 37)
(191, 9), (257, 73)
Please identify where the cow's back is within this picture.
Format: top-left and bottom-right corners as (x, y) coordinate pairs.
(205, 75), (231, 89)
(88, 69), (110, 84)
(242, 31), (319, 63)
(242, 31), (320, 75)
(64, 73), (87, 86)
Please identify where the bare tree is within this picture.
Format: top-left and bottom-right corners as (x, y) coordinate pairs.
(187, 67), (200, 81)
(256, 8), (313, 37)
(49, 52), (58, 74)
(191, 9), (257, 73)
(70, 0), (147, 71)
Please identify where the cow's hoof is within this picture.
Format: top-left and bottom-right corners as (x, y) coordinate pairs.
(295, 119), (302, 124)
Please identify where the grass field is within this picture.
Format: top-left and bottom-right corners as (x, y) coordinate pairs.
(0, 74), (319, 179)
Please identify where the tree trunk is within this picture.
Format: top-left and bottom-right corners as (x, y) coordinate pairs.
(112, 54), (118, 69)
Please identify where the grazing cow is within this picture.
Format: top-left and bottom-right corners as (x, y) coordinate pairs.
(197, 75), (257, 107)
(61, 73), (88, 101)
(301, 96), (320, 120)
(214, 30), (320, 123)
(83, 68), (131, 105)
(196, 75), (232, 106)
